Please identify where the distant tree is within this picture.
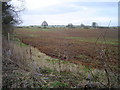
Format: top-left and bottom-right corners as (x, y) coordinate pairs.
(41, 21), (48, 28)
(80, 24), (84, 27)
(92, 22), (98, 28)
(80, 23), (85, 28)
(67, 23), (74, 28)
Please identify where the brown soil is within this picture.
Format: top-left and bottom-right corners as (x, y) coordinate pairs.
(14, 28), (118, 71)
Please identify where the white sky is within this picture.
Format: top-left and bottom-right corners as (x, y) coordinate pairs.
(10, 0), (119, 26)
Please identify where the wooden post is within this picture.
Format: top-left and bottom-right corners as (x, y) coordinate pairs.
(0, 2), (2, 90)
(8, 32), (10, 41)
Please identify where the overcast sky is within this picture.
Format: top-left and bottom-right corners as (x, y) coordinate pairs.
(11, 0), (118, 26)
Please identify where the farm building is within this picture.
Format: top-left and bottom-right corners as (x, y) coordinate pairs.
(41, 21), (48, 28)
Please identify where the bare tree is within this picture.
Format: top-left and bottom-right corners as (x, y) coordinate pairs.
(92, 22), (98, 28)
(80, 23), (85, 28)
(41, 21), (48, 28)
(66, 23), (74, 28)
(2, 0), (24, 39)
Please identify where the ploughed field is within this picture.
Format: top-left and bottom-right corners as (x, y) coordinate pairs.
(14, 27), (118, 71)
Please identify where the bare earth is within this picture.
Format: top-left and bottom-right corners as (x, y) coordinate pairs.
(14, 28), (118, 71)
